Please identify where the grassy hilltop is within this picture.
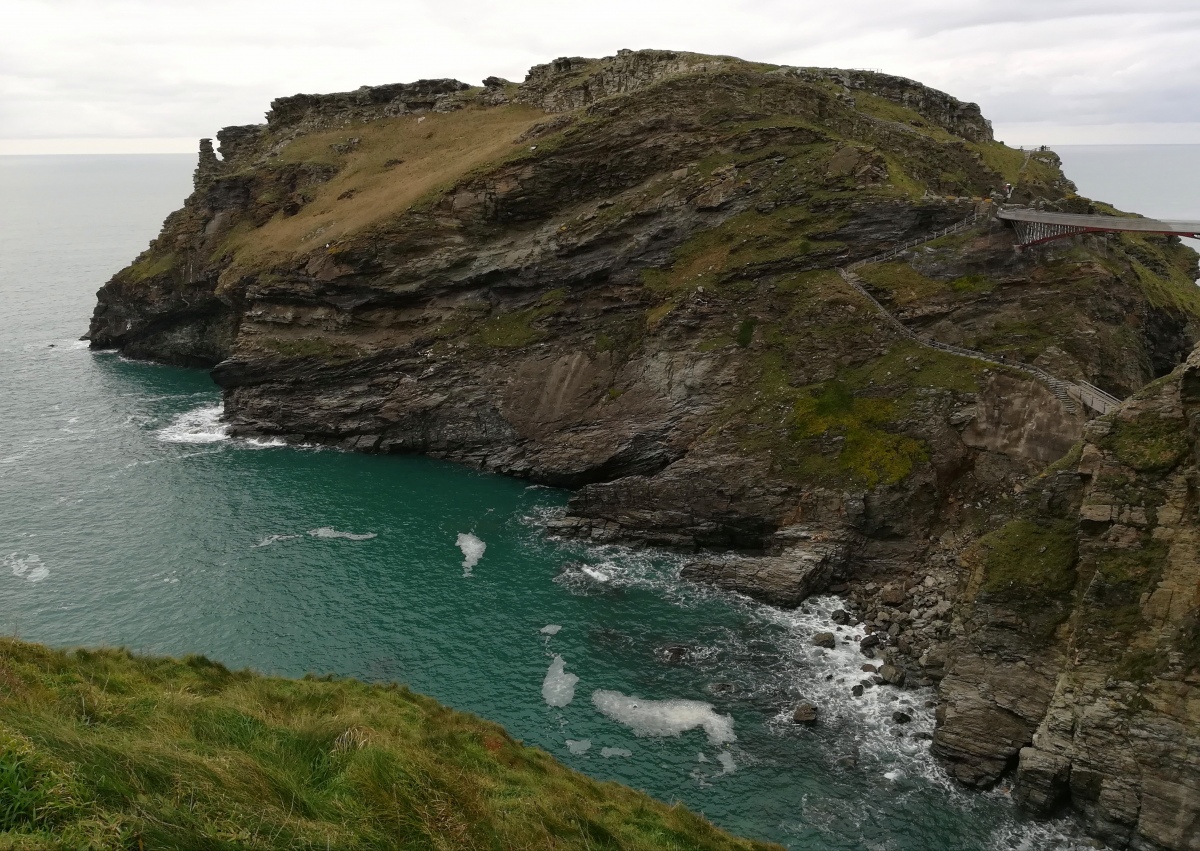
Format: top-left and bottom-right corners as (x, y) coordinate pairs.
(0, 640), (777, 850)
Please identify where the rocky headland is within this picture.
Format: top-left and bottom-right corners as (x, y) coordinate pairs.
(87, 49), (1200, 849)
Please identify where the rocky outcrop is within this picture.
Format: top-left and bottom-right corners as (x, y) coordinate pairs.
(680, 528), (852, 607)
(788, 67), (994, 144)
(934, 347), (1200, 849)
(86, 50), (1200, 848)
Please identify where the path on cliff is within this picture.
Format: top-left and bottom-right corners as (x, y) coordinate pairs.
(837, 216), (1122, 417)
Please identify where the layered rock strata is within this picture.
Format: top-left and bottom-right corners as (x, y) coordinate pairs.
(87, 49), (1200, 849)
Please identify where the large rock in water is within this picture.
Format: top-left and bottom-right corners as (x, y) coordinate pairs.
(681, 533), (849, 608)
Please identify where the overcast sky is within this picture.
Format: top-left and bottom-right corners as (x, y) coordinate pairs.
(3, 0), (1199, 154)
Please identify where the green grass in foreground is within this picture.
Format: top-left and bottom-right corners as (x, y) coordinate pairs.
(0, 640), (778, 851)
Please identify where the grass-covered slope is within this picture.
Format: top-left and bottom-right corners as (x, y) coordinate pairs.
(0, 640), (777, 850)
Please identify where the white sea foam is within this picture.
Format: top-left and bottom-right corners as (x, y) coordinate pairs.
(716, 751), (736, 775)
(601, 747), (632, 758)
(581, 565), (611, 582)
(591, 690), (735, 745)
(540, 624), (562, 635)
(253, 534), (302, 548)
(155, 405), (229, 444)
(308, 527), (376, 541)
(542, 655), (579, 708)
(566, 739), (591, 755)
(456, 532), (486, 577)
(242, 437), (287, 449)
(6, 553), (49, 583)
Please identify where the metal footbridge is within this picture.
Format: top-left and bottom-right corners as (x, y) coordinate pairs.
(997, 207), (1200, 249)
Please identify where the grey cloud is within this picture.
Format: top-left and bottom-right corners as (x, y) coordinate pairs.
(3, 0), (1199, 145)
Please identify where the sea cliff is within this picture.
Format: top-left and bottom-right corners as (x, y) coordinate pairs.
(87, 49), (1200, 849)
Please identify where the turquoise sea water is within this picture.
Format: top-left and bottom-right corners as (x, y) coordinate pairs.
(0, 153), (1116, 849)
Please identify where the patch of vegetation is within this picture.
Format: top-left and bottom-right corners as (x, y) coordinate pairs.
(855, 262), (949, 304)
(646, 301), (676, 330)
(1126, 244), (1200, 316)
(978, 519), (1078, 598)
(476, 293), (566, 350)
(1101, 412), (1190, 474)
(850, 92), (958, 143)
(735, 318), (756, 347)
(789, 381), (928, 488)
(1040, 441), (1085, 477)
(949, 274), (995, 294)
(259, 337), (365, 361)
(0, 640), (777, 851)
(123, 251), (176, 284)
(840, 342), (986, 395)
(640, 206), (848, 296)
(0, 749), (49, 832)
(967, 318), (1058, 362)
(1114, 649), (1168, 683)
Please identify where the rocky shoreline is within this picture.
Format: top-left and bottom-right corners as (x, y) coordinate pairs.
(86, 49), (1200, 850)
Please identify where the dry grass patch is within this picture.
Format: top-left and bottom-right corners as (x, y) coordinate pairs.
(226, 104), (547, 269)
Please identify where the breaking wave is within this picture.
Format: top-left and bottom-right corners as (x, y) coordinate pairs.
(155, 405), (229, 444)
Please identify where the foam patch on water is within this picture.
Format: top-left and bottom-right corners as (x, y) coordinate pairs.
(565, 739), (591, 755)
(582, 565), (611, 582)
(242, 437), (287, 449)
(253, 534), (302, 548)
(601, 747), (632, 758)
(987, 817), (1095, 851)
(591, 690), (735, 745)
(308, 527), (376, 541)
(542, 655), (579, 708)
(716, 751), (736, 775)
(6, 553), (49, 582)
(540, 624), (562, 635)
(155, 405), (229, 444)
(456, 532), (486, 577)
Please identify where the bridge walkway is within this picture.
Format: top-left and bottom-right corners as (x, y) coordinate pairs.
(997, 206), (1200, 248)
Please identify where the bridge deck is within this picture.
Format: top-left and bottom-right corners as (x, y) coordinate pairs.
(998, 207), (1200, 236)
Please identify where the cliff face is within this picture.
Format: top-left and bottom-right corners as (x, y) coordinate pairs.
(87, 49), (1200, 848)
(934, 347), (1200, 849)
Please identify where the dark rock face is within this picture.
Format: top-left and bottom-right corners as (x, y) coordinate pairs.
(680, 533), (850, 607)
(86, 48), (1200, 851)
(933, 346), (1200, 848)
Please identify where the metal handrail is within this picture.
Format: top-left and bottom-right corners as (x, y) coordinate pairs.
(835, 215), (1126, 417)
(846, 212), (983, 272)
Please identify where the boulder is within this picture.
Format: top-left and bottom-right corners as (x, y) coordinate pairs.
(892, 711), (913, 724)
(812, 632), (836, 649)
(792, 703), (819, 725)
(879, 664), (906, 686)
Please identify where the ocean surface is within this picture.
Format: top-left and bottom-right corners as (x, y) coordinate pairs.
(6, 147), (1187, 849)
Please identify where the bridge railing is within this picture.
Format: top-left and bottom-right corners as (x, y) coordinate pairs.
(845, 211), (984, 272)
